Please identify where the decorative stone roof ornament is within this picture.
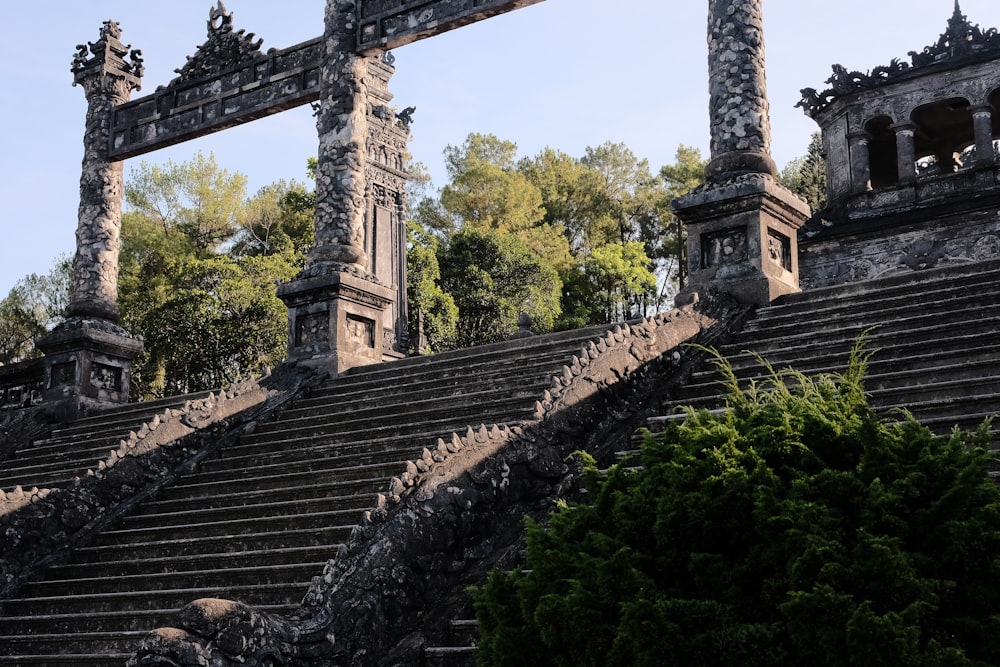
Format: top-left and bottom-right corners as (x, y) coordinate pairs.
(798, 1), (1000, 116)
(71, 19), (144, 90)
(173, 1), (264, 83)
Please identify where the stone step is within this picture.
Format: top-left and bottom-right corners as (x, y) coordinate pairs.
(0, 652), (132, 666)
(0, 604), (295, 637)
(692, 342), (1000, 383)
(87, 526), (348, 560)
(93, 510), (357, 546)
(6, 582), (307, 617)
(37, 391), (213, 442)
(718, 319), (1000, 370)
(283, 371), (556, 416)
(772, 260), (1000, 312)
(195, 445), (422, 482)
(681, 359), (1000, 403)
(237, 411), (528, 452)
(0, 632), (149, 660)
(752, 267), (1000, 325)
(120, 496), (364, 530)
(295, 356), (571, 408)
(173, 457), (411, 494)
(739, 297), (1000, 344)
(51, 545), (336, 579)
(148, 474), (383, 504)
(329, 322), (620, 385)
(20, 562), (324, 600)
(248, 392), (536, 440)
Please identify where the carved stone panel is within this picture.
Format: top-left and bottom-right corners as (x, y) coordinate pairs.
(296, 312), (330, 349)
(91, 364), (123, 393)
(51, 361), (78, 389)
(346, 315), (375, 353)
(767, 229), (792, 271)
(702, 228), (749, 269)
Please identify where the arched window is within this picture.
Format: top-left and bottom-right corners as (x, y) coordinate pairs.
(911, 97), (975, 174)
(865, 116), (898, 189)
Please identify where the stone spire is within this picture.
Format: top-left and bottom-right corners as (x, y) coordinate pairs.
(705, 0), (778, 182)
(68, 20), (144, 321)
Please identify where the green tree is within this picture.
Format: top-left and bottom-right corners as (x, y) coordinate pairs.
(0, 257), (72, 365)
(439, 133), (545, 234)
(232, 180), (315, 258)
(781, 132), (827, 212)
(583, 242), (658, 323)
(438, 228), (561, 348)
(125, 152), (248, 254)
(473, 347), (1000, 666)
(119, 154), (306, 399)
(660, 145), (708, 290)
(406, 221), (458, 353)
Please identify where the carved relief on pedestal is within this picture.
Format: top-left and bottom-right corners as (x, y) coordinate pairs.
(767, 229), (792, 271)
(51, 362), (78, 389)
(91, 364), (123, 393)
(702, 228), (749, 268)
(295, 313), (330, 349)
(345, 316), (375, 352)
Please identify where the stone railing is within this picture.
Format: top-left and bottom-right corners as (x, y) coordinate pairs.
(129, 296), (749, 666)
(0, 365), (318, 599)
(0, 359), (45, 413)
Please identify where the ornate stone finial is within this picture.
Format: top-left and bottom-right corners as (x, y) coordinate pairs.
(71, 19), (144, 95)
(173, 1), (264, 82)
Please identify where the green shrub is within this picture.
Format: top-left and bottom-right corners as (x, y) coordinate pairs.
(472, 344), (1000, 666)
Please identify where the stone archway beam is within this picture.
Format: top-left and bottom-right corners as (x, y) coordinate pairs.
(357, 0), (546, 52)
(107, 37), (323, 161)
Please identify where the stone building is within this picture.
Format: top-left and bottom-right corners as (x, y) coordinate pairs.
(1, 2), (1000, 665)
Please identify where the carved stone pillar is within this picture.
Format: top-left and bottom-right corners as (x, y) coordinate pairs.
(848, 131), (872, 193)
(704, 0), (778, 181)
(972, 105), (995, 168)
(278, 1), (408, 373)
(36, 20), (144, 417)
(672, 0), (809, 306)
(893, 122), (918, 186)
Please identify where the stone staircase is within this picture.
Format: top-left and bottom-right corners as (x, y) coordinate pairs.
(420, 261), (1000, 665)
(655, 262), (1000, 436)
(0, 393), (212, 493)
(0, 323), (620, 666)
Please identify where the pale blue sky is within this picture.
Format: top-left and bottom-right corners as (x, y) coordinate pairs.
(0, 0), (992, 297)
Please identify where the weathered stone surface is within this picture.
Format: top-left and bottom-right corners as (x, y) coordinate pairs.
(68, 20), (143, 322)
(705, 0), (777, 180)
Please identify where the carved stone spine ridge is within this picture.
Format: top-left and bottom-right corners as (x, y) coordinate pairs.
(705, 0), (777, 181)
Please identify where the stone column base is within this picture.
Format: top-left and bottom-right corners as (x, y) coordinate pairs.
(673, 174), (811, 307)
(278, 269), (396, 375)
(36, 317), (144, 419)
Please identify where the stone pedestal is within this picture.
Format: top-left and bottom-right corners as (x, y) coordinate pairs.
(278, 270), (395, 374)
(673, 175), (810, 306)
(36, 318), (144, 417)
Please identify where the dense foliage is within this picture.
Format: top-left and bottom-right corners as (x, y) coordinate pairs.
(472, 347), (1000, 666)
(409, 135), (707, 348)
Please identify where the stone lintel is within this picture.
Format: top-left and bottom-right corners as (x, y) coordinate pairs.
(277, 271), (396, 374)
(357, 0), (546, 53)
(108, 37), (323, 161)
(35, 317), (144, 412)
(673, 175), (811, 306)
